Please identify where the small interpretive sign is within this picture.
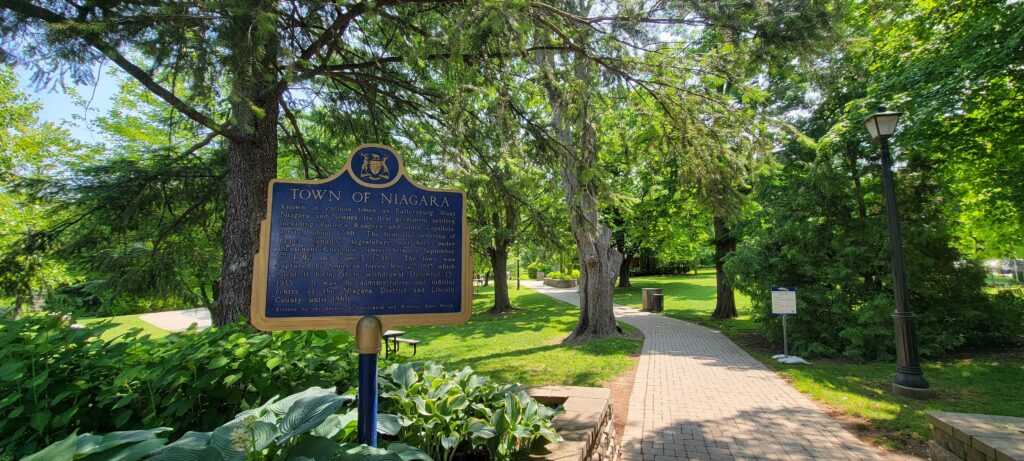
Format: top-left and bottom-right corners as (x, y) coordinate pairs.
(250, 144), (471, 333)
(771, 286), (797, 315)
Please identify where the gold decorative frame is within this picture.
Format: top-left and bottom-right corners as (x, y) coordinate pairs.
(250, 143), (472, 333)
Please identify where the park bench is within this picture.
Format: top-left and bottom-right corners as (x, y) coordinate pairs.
(382, 330), (421, 358)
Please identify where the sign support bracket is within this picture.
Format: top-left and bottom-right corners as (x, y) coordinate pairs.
(355, 316), (382, 446)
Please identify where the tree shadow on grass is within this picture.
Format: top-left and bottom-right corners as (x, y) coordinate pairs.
(397, 286), (642, 386)
(767, 352), (1024, 455)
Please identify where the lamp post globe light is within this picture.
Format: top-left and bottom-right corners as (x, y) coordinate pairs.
(863, 107), (934, 398)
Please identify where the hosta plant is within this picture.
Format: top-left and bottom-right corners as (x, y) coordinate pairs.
(0, 315), (356, 458)
(378, 363), (561, 461)
(22, 387), (429, 461)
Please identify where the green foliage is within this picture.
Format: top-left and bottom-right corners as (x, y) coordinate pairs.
(525, 261), (552, 279)
(726, 0), (1024, 360)
(20, 386), (432, 461)
(378, 362), (561, 461)
(0, 315), (355, 458)
(543, 270), (579, 281)
(862, 0), (1024, 257)
(727, 137), (1019, 359)
(0, 67), (80, 317)
(44, 283), (103, 316)
(23, 363), (562, 461)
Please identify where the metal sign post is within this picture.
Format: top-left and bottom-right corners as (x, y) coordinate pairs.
(782, 314), (789, 357)
(771, 287), (808, 365)
(355, 316), (382, 445)
(250, 145), (473, 447)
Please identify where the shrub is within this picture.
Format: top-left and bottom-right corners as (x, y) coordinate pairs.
(728, 137), (1023, 359)
(543, 270), (579, 281)
(0, 315), (355, 459)
(379, 362), (561, 461)
(44, 283), (103, 316)
(21, 386), (430, 461)
(23, 364), (562, 461)
(526, 261), (552, 279)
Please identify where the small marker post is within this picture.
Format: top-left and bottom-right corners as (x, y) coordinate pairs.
(771, 287), (809, 365)
(355, 316), (382, 446)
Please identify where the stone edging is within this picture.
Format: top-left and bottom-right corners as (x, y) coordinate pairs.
(926, 411), (1024, 461)
(528, 386), (615, 461)
(543, 279), (578, 288)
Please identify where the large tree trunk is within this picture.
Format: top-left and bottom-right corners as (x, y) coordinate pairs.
(536, 4), (622, 342)
(565, 216), (623, 342)
(215, 4), (281, 326)
(488, 243), (514, 314)
(712, 216), (738, 319)
(13, 286), (25, 320)
(216, 108), (279, 325)
(618, 254), (633, 288)
(550, 81), (623, 342)
(215, 15), (281, 325)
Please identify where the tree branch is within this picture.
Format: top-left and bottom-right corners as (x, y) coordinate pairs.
(4, 0), (236, 141)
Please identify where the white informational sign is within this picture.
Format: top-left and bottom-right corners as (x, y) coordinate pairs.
(771, 286), (797, 315)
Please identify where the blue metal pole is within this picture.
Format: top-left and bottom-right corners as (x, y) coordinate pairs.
(354, 316), (382, 447)
(357, 353), (378, 446)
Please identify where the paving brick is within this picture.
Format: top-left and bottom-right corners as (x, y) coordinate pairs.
(526, 281), (895, 461)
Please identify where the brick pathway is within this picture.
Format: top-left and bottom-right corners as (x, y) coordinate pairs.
(523, 281), (892, 461)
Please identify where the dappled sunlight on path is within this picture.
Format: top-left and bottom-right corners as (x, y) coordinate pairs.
(524, 280), (898, 461)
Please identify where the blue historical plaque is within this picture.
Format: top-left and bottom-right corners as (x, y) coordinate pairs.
(251, 144), (471, 332)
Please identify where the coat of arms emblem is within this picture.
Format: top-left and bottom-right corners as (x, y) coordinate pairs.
(359, 153), (391, 181)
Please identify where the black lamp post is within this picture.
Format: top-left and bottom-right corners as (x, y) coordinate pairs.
(864, 107), (932, 397)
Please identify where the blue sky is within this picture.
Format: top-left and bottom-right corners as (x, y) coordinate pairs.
(14, 64), (118, 144)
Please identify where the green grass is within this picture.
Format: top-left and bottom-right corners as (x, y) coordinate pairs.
(614, 273), (758, 337)
(56, 285), (641, 388)
(766, 351), (1024, 453)
(615, 273), (1024, 455)
(79, 313), (171, 340)
(398, 285), (642, 387)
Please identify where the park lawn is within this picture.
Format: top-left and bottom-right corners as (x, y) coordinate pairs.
(616, 273), (1024, 455)
(764, 350), (1024, 454)
(400, 285), (642, 387)
(79, 313), (171, 340)
(614, 273), (758, 337)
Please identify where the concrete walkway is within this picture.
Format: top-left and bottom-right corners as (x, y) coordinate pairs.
(139, 308), (211, 332)
(522, 280), (890, 461)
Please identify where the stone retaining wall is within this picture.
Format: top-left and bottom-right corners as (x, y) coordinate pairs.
(543, 279), (578, 289)
(528, 386), (615, 461)
(927, 412), (1024, 461)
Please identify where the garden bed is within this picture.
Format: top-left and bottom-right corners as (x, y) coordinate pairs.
(543, 278), (578, 288)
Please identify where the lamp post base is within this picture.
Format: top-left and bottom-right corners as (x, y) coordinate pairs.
(892, 382), (937, 399)
(892, 311), (930, 392)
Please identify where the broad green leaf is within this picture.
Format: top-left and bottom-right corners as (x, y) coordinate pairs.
(76, 428), (172, 455)
(22, 431), (77, 461)
(283, 436), (342, 461)
(209, 420), (249, 461)
(376, 414), (403, 436)
(385, 443), (433, 461)
(334, 443), (403, 461)
(311, 409), (357, 439)
(277, 393), (347, 443)
(80, 438), (167, 461)
(145, 446), (222, 461)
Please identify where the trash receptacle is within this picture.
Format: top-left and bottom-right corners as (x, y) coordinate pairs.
(641, 288), (663, 312)
(651, 293), (664, 313)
